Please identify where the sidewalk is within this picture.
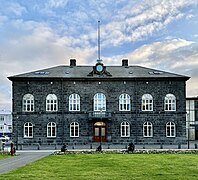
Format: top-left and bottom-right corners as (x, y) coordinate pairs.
(0, 150), (55, 174)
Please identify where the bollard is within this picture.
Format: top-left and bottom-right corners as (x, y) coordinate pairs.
(195, 144), (197, 149)
(143, 144), (145, 149)
(55, 144), (57, 150)
(10, 142), (14, 156)
(178, 143), (181, 149)
(90, 144), (92, 149)
(37, 143), (40, 150)
(160, 143), (163, 149)
(108, 144), (110, 149)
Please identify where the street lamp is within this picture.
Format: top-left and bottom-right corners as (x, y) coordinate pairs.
(100, 108), (103, 149)
(16, 115), (19, 150)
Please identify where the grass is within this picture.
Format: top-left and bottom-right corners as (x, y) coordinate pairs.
(0, 153), (10, 160)
(1, 153), (198, 180)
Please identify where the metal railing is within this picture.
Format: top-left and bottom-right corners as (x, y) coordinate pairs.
(88, 111), (112, 119)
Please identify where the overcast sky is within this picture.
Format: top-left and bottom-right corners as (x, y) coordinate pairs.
(0, 0), (198, 110)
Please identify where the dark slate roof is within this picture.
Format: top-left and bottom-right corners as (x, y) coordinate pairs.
(8, 65), (190, 80)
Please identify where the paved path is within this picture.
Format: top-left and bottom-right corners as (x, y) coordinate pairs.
(0, 150), (55, 174)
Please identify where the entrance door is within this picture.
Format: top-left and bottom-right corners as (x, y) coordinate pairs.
(93, 122), (106, 142)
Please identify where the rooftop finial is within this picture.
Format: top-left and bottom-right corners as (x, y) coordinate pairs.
(97, 20), (102, 63)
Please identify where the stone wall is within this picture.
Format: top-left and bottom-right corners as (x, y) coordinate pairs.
(12, 78), (187, 146)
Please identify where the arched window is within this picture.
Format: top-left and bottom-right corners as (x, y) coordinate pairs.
(69, 94), (80, 111)
(165, 94), (176, 111)
(24, 122), (33, 138)
(70, 122), (79, 137)
(46, 94), (58, 111)
(94, 93), (106, 111)
(166, 122), (176, 137)
(121, 122), (130, 137)
(143, 122), (153, 137)
(47, 122), (56, 137)
(142, 94), (153, 111)
(23, 94), (34, 112)
(119, 94), (130, 111)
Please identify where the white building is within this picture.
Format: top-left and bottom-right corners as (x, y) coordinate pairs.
(0, 110), (12, 137)
(186, 97), (198, 140)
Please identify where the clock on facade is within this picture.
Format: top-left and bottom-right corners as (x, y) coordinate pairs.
(96, 64), (103, 72)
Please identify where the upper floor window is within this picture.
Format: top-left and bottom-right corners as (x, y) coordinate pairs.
(23, 94), (34, 112)
(47, 122), (56, 137)
(69, 94), (80, 111)
(94, 93), (106, 111)
(142, 94), (153, 111)
(46, 94), (58, 112)
(166, 122), (176, 137)
(143, 122), (153, 137)
(70, 122), (79, 137)
(121, 121), (130, 137)
(24, 122), (33, 138)
(164, 94), (176, 111)
(119, 94), (130, 111)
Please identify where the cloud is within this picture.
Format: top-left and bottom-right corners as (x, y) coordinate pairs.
(102, 0), (198, 46)
(47, 0), (69, 8)
(103, 38), (197, 96)
(0, 0), (198, 110)
(0, 2), (27, 17)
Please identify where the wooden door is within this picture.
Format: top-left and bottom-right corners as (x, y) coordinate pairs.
(93, 122), (106, 142)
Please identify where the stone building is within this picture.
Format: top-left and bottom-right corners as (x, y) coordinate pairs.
(186, 97), (198, 141)
(8, 59), (190, 147)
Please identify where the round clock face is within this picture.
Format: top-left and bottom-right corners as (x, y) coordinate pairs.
(96, 64), (103, 72)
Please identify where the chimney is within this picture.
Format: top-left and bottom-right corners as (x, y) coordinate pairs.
(122, 59), (128, 66)
(70, 59), (76, 66)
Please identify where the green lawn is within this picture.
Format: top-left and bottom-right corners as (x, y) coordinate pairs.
(0, 153), (10, 160)
(1, 154), (198, 180)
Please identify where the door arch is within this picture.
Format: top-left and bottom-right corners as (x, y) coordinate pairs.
(93, 122), (106, 142)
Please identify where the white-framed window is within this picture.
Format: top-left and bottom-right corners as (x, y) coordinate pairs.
(0, 116), (4, 121)
(46, 94), (58, 111)
(121, 121), (130, 137)
(166, 122), (176, 137)
(23, 94), (34, 112)
(70, 122), (79, 137)
(143, 122), (153, 137)
(165, 94), (176, 111)
(69, 94), (80, 111)
(24, 122), (33, 138)
(94, 93), (106, 111)
(142, 94), (153, 111)
(119, 94), (130, 111)
(47, 122), (56, 137)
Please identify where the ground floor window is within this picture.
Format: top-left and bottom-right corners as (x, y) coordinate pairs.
(70, 122), (79, 137)
(121, 121), (130, 137)
(143, 122), (153, 137)
(24, 122), (33, 138)
(47, 122), (56, 137)
(166, 122), (175, 137)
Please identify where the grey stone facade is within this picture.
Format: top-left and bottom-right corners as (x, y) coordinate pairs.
(8, 59), (190, 147)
